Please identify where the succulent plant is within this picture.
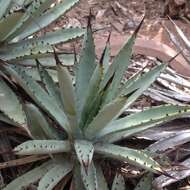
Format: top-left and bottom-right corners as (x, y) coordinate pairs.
(0, 0), (84, 66)
(1, 18), (190, 190)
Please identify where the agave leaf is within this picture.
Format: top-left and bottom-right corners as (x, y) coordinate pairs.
(95, 143), (163, 174)
(122, 64), (166, 109)
(2, 0), (50, 41)
(5, 28), (85, 50)
(2, 160), (54, 190)
(96, 105), (190, 139)
(0, 155), (49, 170)
(18, 53), (75, 66)
(120, 64), (166, 97)
(102, 121), (163, 143)
(56, 53), (76, 116)
(14, 140), (71, 155)
(111, 173), (125, 190)
(134, 173), (153, 190)
(25, 104), (47, 140)
(85, 96), (128, 139)
(3, 64), (71, 135)
(75, 19), (96, 119)
(0, 43), (52, 60)
(0, 11), (23, 42)
(80, 62), (103, 128)
(117, 70), (141, 97)
(0, 77), (26, 126)
(37, 61), (63, 109)
(13, 67), (58, 82)
(74, 140), (94, 171)
(95, 163), (109, 190)
(0, 0), (12, 19)
(25, 104), (61, 140)
(6, 0), (56, 41)
(38, 161), (72, 190)
(16, 0), (80, 40)
(99, 18), (144, 103)
(73, 162), (85, 190)
(13, 53), (75, 67)
(0, 112), (17, 126)
(101, 34), (110, 76)
(81, 161), (98, 190)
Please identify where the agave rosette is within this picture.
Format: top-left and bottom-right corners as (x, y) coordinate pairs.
(1, 19), (190, 190)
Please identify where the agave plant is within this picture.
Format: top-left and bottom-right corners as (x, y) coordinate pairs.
(0, 0), (84, 66)
(1, 19), (190, 190)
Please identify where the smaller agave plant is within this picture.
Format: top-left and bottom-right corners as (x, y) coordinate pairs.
(0, 0), (84, 66)
(1, 18), (190, 190)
